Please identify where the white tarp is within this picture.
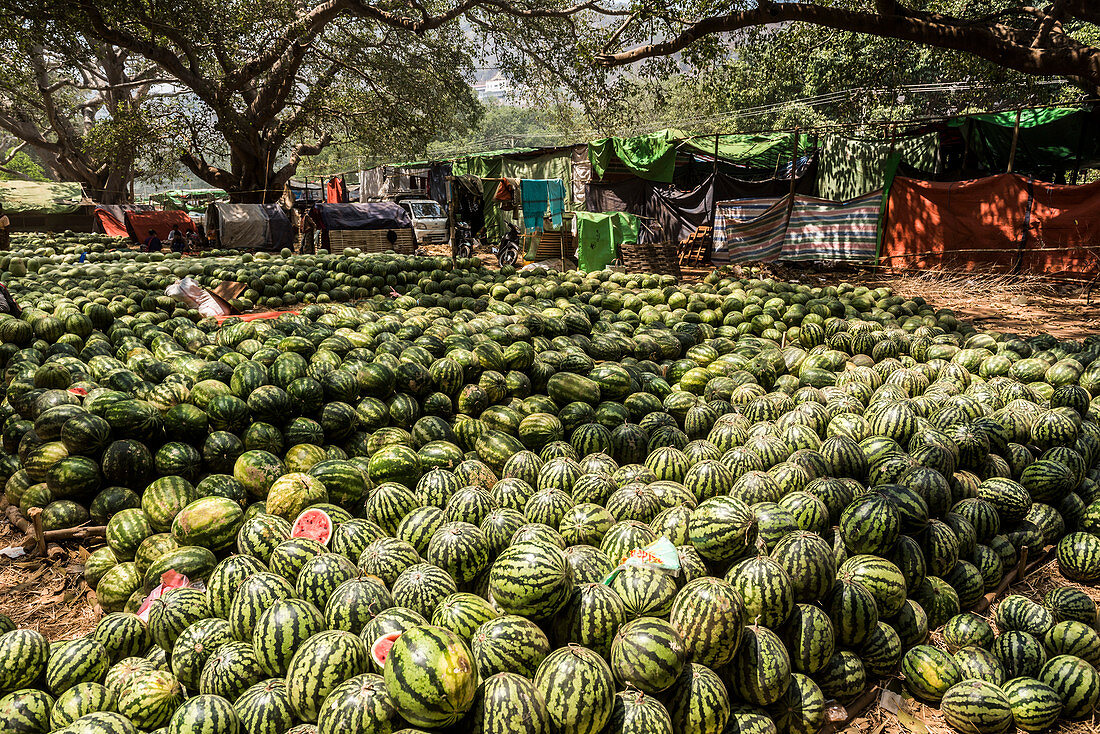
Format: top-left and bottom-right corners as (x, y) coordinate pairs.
(208, 203), (267, 249)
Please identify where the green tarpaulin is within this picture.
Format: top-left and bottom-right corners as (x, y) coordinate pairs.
(817, 133), (938, 202)
(947, 107), (1100, 173)
(681, 132), (814, 171)
(589, 130), (682, 183)
(949, 107), (1081, 129)
(575, 211), (638, 272)
(500, 151), (574, 210)
(0, 181), (86, 214)
(150, 189), (226, 212)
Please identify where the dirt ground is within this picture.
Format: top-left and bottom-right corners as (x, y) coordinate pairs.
(0, 517), (98, 640)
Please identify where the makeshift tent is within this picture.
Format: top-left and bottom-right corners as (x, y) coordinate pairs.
(500, 151), (574, 209)
(589, 129), (682, 183)
(312, 202), (410, 231)
(816, 134), (938, 202)
(94, 205), (156, 237)
(948, 107), (1100, 180)
(712, 198), (790, 264)
(0, 180), (92, 232)
(0, 180), (86, 213)
(680, 132), (815, 173)
(713, 191), (884, 265)
(205, 203), (292, 250)
(882, 173), (1100, 276)
(585, 164), (818, 245)
(125, 210), (195, 242)
(311, 202), (413, 254)
(575, 212), (639, 272)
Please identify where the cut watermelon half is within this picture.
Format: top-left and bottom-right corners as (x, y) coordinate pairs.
(291, 508), (333, 545)
(371, 631), (402, 668)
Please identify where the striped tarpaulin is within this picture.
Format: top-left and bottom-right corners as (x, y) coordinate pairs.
(711, 196), (790, 264)
(782, 191), (883, 262)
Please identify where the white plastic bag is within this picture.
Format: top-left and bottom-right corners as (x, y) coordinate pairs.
(165, 276), (229, 318)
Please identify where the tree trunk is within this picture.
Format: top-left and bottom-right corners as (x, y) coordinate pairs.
(184, 138), (293, 204)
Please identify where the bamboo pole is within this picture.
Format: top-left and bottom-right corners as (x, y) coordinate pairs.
(1007, 109), (1023, 173)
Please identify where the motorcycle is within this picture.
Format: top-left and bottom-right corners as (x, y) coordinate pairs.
(454, 221), (478, 259)
(453, 221), (521, 267)
(494, 223), (521, 267)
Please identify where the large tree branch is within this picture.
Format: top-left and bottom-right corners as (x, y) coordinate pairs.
(179, 150), (237, 190)
(597, 3), (1100, 94)
(271, 134), (332, 188)
(344, 0), (625, 35)
(78, 2), (217, 103)
(232, 0), (345, 87)
(1035, 0), (1070, 49)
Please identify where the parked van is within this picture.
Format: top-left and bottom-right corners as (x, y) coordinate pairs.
(397, 199), (448, 248)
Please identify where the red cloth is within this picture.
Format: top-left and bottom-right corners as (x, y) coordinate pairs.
(125, 210), (195, 242)
(1022, 179), (1100, 275)
(326, 176), (348, 204)
(882, 174), (1100, 276)
(882, 175), (1027, 272)
(94, 208), (129, 237)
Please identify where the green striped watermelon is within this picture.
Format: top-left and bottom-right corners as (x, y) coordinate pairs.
(939, 678), (1014, 734)
(382, 625), (476, 728)
(470, 614), (549, 679)
(1040, 654), (1100, 719)
(1002, 676), (1064, 733)
(166, 693), (242, 734)
(467, 672), (550, 734)
(534, 645), (615, 734)
(285, 631), (369, 723)
(252, 598), (326, 676)
(610, 616), (686, 694)
(488, 540), (573, 620)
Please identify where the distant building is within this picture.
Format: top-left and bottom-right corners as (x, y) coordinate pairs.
(473, 73), (513, 102)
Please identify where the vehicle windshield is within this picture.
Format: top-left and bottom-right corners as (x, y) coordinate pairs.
(408, 201), (444, 219)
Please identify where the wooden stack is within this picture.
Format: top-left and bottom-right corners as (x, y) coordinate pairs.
(678, 226), (711, 267)
(621, 239), (681, 278)
(325, 229), (416, 256)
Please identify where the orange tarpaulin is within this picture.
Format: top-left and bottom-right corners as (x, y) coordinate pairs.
(882, 174), (1100, 276)
(125, 210), (195, 242)
(1022, 179), (1100, 275)
(881, 174), (1028, 272)
(94, 208), (129, 237)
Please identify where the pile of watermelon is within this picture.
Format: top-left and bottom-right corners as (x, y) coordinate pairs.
(3, 233), (487, 312)
(1, 247), (1100, 734)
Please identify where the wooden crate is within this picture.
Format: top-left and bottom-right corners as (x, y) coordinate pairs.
(324, 229), (415, 255)
(621, 239), (681, 278)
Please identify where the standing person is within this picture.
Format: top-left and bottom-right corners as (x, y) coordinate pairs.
(299, 211), (316, 254)
(0, 205), (9, 251)
(144, 229), (162, 251)
(195, 223), (207, 248)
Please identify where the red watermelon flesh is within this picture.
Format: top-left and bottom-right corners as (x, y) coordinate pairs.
(372, 631), (401, 668)
(291, 508), (333, 545)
